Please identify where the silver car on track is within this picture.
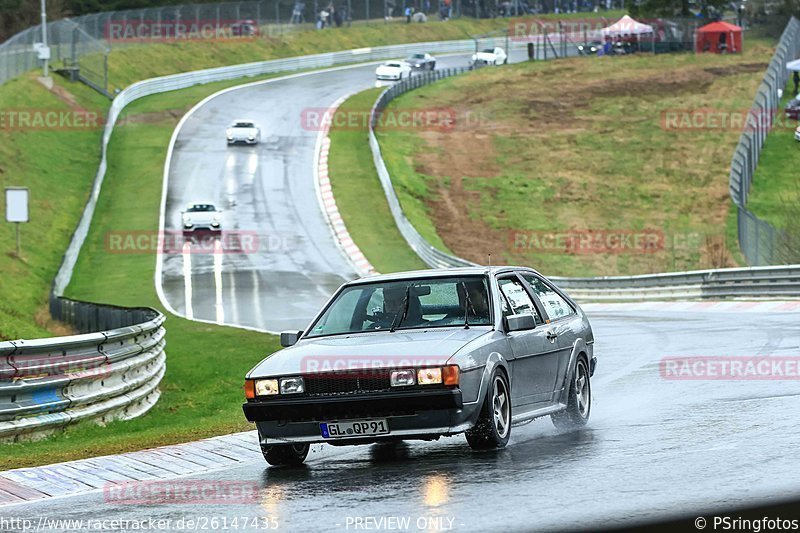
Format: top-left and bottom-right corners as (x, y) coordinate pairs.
(243, 267), (596, 466)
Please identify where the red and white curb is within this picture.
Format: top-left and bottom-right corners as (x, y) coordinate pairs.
(314, 94), (379, 278)
(0, 431), (261, 507)
(582, 300), (800, 313)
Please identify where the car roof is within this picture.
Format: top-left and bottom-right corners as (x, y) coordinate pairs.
(346, 266), (540, 285)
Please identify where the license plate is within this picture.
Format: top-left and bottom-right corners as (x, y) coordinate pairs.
(320, 419), (389, 439)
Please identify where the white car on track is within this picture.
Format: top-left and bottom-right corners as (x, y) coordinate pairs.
(227, 119), (261, 145)
(181, 202), (222, 233)
(471, 47), (507, 66)
(375, 61), (413, 81)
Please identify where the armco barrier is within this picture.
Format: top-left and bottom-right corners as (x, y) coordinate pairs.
(368, 64), (800, 299)
(0, 300), (165, 441)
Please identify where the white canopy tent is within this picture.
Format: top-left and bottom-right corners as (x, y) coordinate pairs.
(786, 59), (800, 71)
(601, 15), (655, 36)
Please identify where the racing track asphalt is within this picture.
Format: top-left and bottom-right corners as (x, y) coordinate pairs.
(157, 48), (531, 332)
(4, 306), (799, 530)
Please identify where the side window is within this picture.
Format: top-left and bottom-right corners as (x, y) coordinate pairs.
(521, 274), (575, 321)
(498, 278), (543, 325)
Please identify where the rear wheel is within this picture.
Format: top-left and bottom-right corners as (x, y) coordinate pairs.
(260, 442), (309, 466)
(551, 356), (591, 430)
(466, 369), (511, 450)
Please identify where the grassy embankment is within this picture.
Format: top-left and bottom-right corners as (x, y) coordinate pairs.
(341, 37), (776, 277)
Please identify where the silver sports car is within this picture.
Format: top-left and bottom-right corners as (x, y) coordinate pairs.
(243, 267), (596, 466)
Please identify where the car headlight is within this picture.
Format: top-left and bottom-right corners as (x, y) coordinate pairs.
(255, 379), (279, 396)
(390, 369), (416, 387)
(280, 376), (305, 394)
(417, 367), (442, 385)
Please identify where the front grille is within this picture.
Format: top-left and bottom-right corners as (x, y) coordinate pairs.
(304, 371), (391, 396)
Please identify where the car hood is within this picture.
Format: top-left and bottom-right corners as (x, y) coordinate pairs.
(377, 65), (401, 72)
(229, 127), (258, 138)
(248, 327), (491, 378)
(184, 212), (218, 223)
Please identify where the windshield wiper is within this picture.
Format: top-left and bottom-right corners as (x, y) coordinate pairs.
(460, 281), (476, 329)
(389, 284), (412, 332)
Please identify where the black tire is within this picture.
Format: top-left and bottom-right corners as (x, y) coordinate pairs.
(260, 442), (310, 466)
(465, 368), (511, 450)
(552, 355), (591, 430)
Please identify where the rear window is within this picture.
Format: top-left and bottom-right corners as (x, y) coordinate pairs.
(233, 122), (254, 128)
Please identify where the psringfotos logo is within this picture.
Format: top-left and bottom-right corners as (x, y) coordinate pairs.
(0, 109), (104, 131)
(660, 356), (800, 380)
(510, 229), (664, 255)
(104, 230), (269, 254)
(103, 480), (260, 504)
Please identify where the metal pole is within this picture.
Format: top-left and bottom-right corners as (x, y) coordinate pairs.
(15, 222), (21, 257)
(41, 0), (49, 77)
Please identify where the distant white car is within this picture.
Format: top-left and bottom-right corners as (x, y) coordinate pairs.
(471, 47), (507, 66)
(227, 120), (260, 145)
(375, 61), (412, 81)
(405, 52), (436, 70)
(182, 202), (222, 233)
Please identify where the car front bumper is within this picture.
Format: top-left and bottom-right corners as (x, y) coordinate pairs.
(243, 389), (476, 444)
(227, 138), (258, 145)
(376, 74), (401, 80)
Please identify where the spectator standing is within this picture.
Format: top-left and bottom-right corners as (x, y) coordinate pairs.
(405, 6), (413, 22)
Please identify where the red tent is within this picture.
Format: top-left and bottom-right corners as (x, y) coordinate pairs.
(695, 21), (743, 54)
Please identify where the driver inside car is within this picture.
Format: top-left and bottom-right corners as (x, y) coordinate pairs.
(367, 286), (424, 330)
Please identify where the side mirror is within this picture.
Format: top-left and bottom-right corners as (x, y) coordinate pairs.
(280, 330), (303, 347)
(505, 314), (536, 332)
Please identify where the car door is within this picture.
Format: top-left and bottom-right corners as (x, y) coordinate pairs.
(520, 273), (582, 397)
(497, 275), (560, 407)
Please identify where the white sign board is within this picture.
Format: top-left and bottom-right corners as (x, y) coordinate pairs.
(5, 188), (29, 223)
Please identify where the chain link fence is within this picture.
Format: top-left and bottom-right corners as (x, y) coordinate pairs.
(0, 0), (632, 90)
(729, 16), (800, 265)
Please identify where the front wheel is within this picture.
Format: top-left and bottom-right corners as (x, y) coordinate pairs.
(466, 369), (511, 450)
(261, 442), (310, 466)
(551, 356), (591, 430)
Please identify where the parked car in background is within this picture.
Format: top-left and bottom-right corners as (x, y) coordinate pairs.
(577, 40), (604, 55)
(230, 19), (257, 37)
(243, 267), (596, 466)
(471, 47), (507, 66)
(375, 61), (413, 81)
(226, 120), (261, 145)
(785, 98), (800, 120)
(405, 52), (436, 70)
(181, 202), (222, 233)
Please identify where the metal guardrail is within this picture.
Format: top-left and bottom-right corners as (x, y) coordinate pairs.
(0, 301), (165, 441)
(368, 58), (800, 299)
(729, 16), (800, 265)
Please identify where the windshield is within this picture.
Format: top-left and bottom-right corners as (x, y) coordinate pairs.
(232, 121), (255, 128)
(482, 49), (494, 53)
(385, 62), (402, 67)
(408, 54), (425, 59)
(306, 276), (492, 338)
(186, 204), (216, 212)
